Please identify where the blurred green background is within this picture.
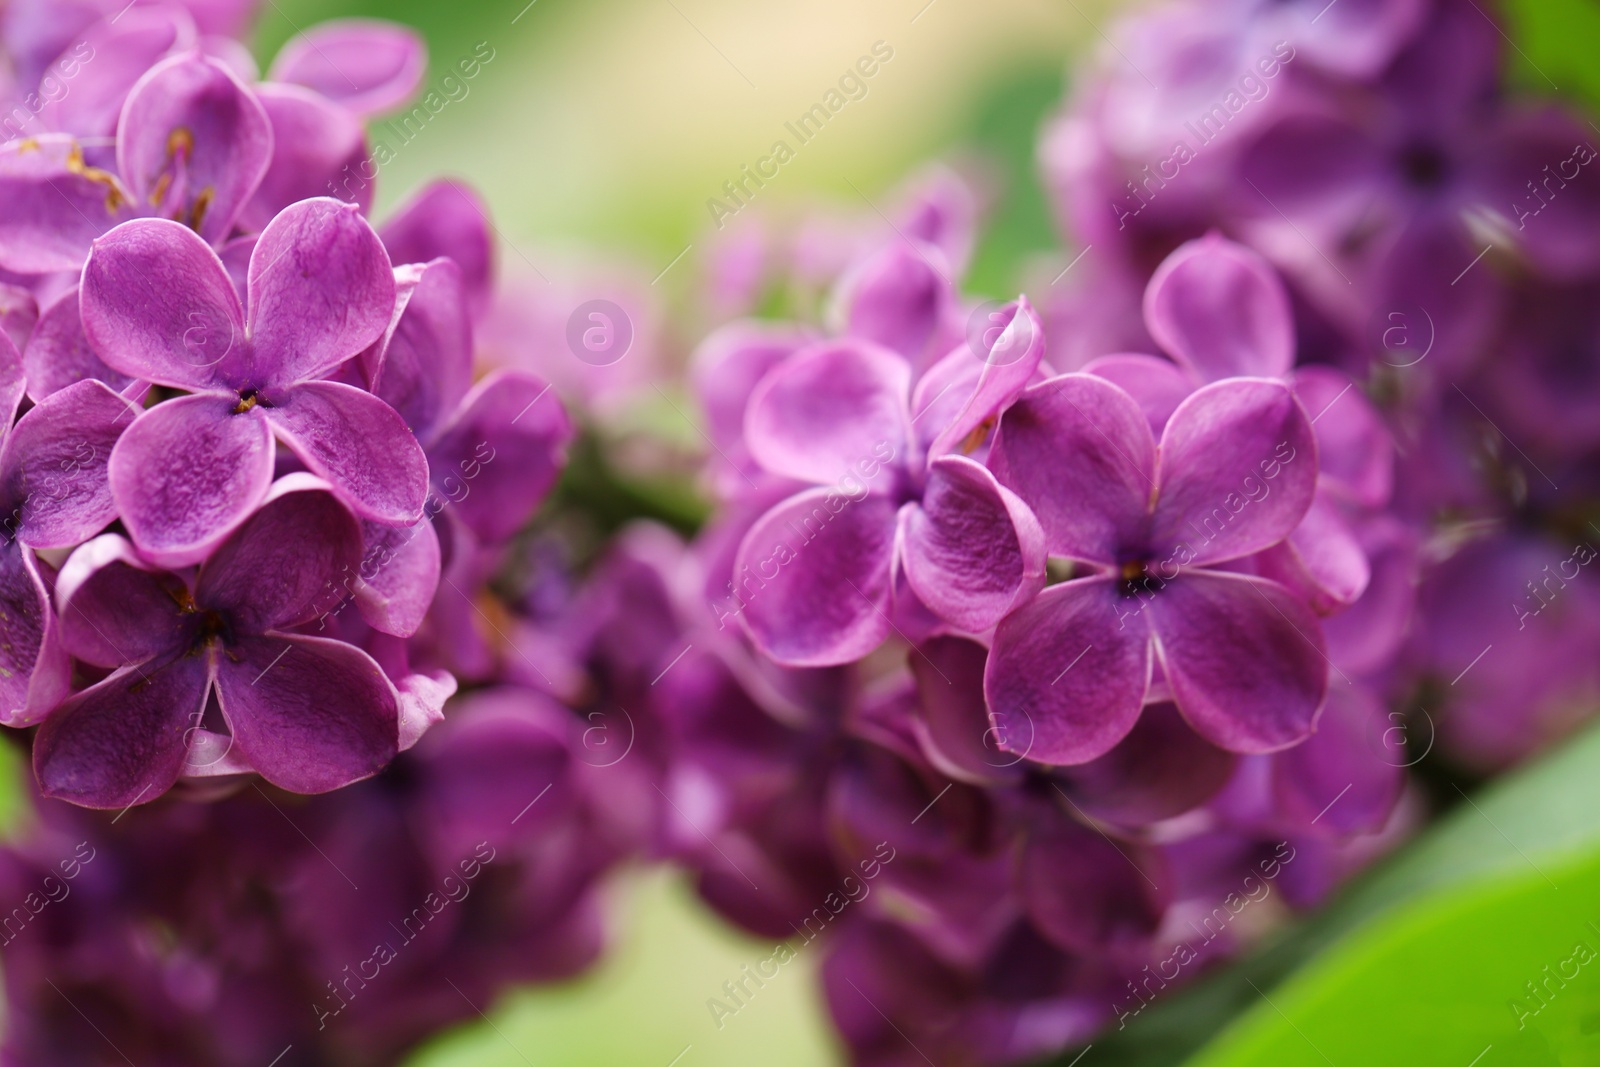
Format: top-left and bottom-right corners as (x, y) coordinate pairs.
(238, 1), (1600, 1065)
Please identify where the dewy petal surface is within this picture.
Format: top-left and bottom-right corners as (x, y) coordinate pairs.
(1150, 377), (1317, 566)
(899, 455), (1044, 633)
(1147, 572), (1327, 753)
(734, 487), (898, 667)
(33, 655), (213, 810)
(744, 339), (910, 487)
(81, 217), (246, 390)
(984, 576), (1152, 765)
(245, 198), (394, 384)
(214, 632), (398, 794)
(108, 393), (273, 566)
(1143, 233), (1294, 382)
(989, 373), (1155, 565)
(265, 380), (428, 525)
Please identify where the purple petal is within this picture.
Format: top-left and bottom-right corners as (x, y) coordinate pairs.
(1255, 491), (1371, 615)
(213, 632), (397, 793)
(1059, 701), (1236, 826)
(1083, 353), (1195, 436)
(1237, 114), (1386, 226)
(196, 472), (362, 632)
(0, 135), (135, 273)
(245, 198), (393, 384)
(689, 319), (812, 452)
(379, 180), (495, 317)
(1283, 0), (1428, 78)
(989, 373), (1155, 565)
(734, 487), (898, 666)
(1147, 572), (1326, 753)
(426, 370), (572, 544)
(900, 456), (1044, 632)
(265, 380), (428, 524)
(927, 296), (1046, 458)
(1271, 684), (1402, 837)
(267, 19), (426, 117)
(744, 339), (910, 487)
(1, 378), (138, 547)
(907, 635), (1021, 785)
(55, 533), (189, 667)
(1150, 378), (1317, 566)
(0, 325), (25, 430)
(984, 576), (1151, 765)
(22, 287), (136, 400)
(1019, 809), (1166, 954)
(0, 283), (38, 353)
(1292, 366), (1392, 508)
(115, 52), (272, 244)
(1143, 233), (1293, 382)
(0, 543), (68, 726)
(364, 258), (473, 443)
(33, 655), (212, 809)
(80, 217), (245, 389)
(1474, 106), (1600, 280)
(36, 5), (196, 141)
(832, 242), (954, 368)
(239, 83), (372, 229)
(108, 393), (273, 567)
(352, 516), (439, 638)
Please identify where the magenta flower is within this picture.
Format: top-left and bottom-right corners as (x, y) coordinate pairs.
(34, 474), (403, 808)
(986, 371), (1326, 763)
(80, 196), (427, 566)
(0, 369), (139, 726)
(0, 50), (270, 274)
(732, 300), (1047, 665)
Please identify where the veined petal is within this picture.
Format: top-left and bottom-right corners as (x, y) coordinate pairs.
(81, 217), (246, 389)
(379, 179), (494, 317)
(116, 52), (272, 244)
(352, 516), (440, 638)
(0, 542), (69, 726)
(0, 135), (136, 274)
(245, 197), (393, 384)
(214, 632), (398, 793)
(734, 487), (898, 666)
(989, 373), (1155, 565)
(34, 654), (213, 809)
(22, 287), (136, 401)
(1147, 571), (1327, 753)
(239, 82), (372, 229)
(1150, 377), (1317, 566)
(1143, 233), (1294, 381)
(265, 379), (428, 525)
(3, 379), (140, 548)
(899, 455), (1044, 633)
(984, 576), (1152, 765)
(744, 339), (910, 487)
(108, 393), (273, 567)
(197, 472), (362, 633)
(364, 257), (473, 443)
(56, 533), (190, 668)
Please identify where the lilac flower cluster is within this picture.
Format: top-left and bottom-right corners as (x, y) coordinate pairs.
(627, 154), (1415, 1062)
(1043, 0), (1600, 772)
(0, 2), (572, 809)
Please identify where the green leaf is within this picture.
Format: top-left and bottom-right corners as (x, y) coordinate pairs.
(1059, 715), (1600, 1066)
